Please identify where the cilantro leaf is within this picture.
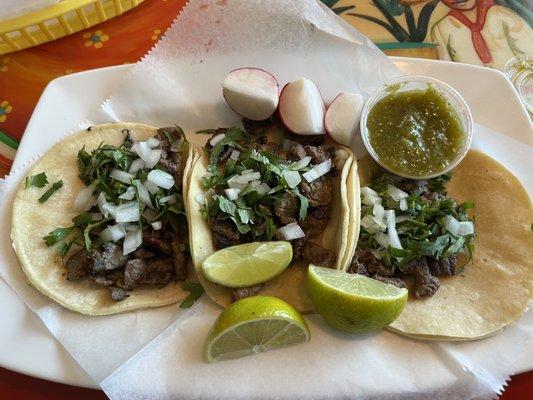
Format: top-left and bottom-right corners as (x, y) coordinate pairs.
(25, 172), (48, 189)
(72, 213), (93, 226)
(38, 180), (63, 204)
(179, 282), (204, 308)
(43, 227), (75, 247)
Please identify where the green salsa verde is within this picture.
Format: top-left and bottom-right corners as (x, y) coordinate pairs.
(367, 86), (465, 177)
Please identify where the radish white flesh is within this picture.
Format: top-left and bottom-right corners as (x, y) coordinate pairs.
(222, 68), (279, 121)
(324, 92), (363, 146)
(278, 78), (325, 135)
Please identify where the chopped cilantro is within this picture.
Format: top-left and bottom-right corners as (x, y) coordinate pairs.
(179, 282), (204, 308)
(25, 172), (48, 189)
(43, 227), (75, 247)
(38, 180), (63, 203)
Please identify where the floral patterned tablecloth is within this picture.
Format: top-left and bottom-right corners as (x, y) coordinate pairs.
(0, 0), (531, 176)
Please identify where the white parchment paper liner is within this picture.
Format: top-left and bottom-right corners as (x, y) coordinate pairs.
(0, 0), (530, 398)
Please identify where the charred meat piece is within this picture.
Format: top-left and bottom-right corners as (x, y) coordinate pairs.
(304, 145), (331, 164)
(133, 248), (156, 259)
(404, 258), (440, 298)
(348, 256), (370, 276)
(293, 239), (336, 267)
(65, 249), (92, 281)
(299, 177), (333, 208)
(231, 284), (264, 303)
(142, 230), (172, 255)
(109, 287), (129, 302)
(156, 127), (185, 188)
(274, 192), (298, 225)
(299, 206), (329, 238)
(218, 147), (233, 163)
(90, 243), (129, 274)
(123, 259), (148, 291)
(371, 275), (407, 289)
(210, 217), (241, 249)
(142, 257), (175, 286)
(354, 249), (394, 277)
(171, 239), (188, 281)
(427, 255), (458, 276)
(243, 118), (272, 135)
(255, 135), (280, 156)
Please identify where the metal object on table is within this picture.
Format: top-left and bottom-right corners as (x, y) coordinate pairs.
(0, 0), (145, 55)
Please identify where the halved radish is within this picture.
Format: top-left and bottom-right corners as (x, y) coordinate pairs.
(278, 78), (325, 136)
(324, 92), (364, 146)
(222, 68), (279, 121)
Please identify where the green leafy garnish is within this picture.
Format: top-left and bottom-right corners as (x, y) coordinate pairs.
(358, 172), (475, 271)
(25, 172), (48, 189)
(179, 282), (204, 308)
(43, 227), (75, 247)
(38, 180), (63, 203)
(72, 213), (93, 226)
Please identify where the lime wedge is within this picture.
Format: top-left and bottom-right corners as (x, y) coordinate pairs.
(202, 241), (292, 287)
(205, 296), (310, 362)
(307, 265), (408, 334)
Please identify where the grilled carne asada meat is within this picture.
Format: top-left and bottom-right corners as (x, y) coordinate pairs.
(371, 275), (407, 289)
(299, 177), (333, 208)
(293, 239), (336, 267)
(65, 249), (92, 281)
(210, 216), (241, 249)
(274, 192), (298, 225)
(231, 284), (264, 303)
(90, 243), (129, 273)
(299, 206), (330, 238)
(156, 127), (186, 189)
(427, 255), (458, 276)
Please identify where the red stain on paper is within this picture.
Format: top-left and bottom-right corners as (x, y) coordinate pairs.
(216, 0), (228, 5)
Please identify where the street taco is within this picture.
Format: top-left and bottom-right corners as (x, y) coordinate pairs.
(187, 119), (359, 312)
(12, 123), (197, 316)
(349, 150), (532, 340)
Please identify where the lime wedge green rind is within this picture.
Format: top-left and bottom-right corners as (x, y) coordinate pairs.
(307, 265), (408, 334)
(205, 295), (309, 363)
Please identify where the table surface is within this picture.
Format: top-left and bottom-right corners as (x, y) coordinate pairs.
(0, 0), (530, 398)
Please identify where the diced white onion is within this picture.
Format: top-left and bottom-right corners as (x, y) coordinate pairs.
(136, 141), (161, 169)
(361, 187), (379, 197)
(130, 142), (138, 153)
(283, 170), (301, 189)
(142, 208), (157, 221)
(302, 158), (332, 182)
(109, 169), (134, 183)
(225, 188), (241, 201)
(289, 156), (312, 171)
(143, 180), (160, 194)
(361, 215), (383, 234)
(256, 182), (271, 195)
(444, 215), (461, 236)
(97, 192), (116, 218)
(241, 169), (254, 175)
(147, 169), (175, 189)
(374, 232), (390, 248)
(159, 194), (178, 205)
(115, 201), (140, 223)
(74, 183), (96, 211)
(373, 203), (385, 223)
(146, 138), (160, 148)
(227, 172), (261, 189)
(386, 210), (402, 249)
(171, 138), (184, 152)
(128, 158), (145, 174)
(249, 180), (260, 188)
(134, 180), (153, 209)
(295, 144), (306, 159)
(119, 186), (136, 200)
(209, 133), (225, 146)
(387, 184), (408, 201)
(457, 221), (474, 236)
(100, 224), (126, 242)
(123, 226), (142, 255)
(230, 150), (240, 160)
(151, 221), (163, 230)
(195, 192), (206, 205)
(277, 222), (306, 241)
(399, 198), (408, 211)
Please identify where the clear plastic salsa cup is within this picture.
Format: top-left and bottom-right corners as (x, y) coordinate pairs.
(359, 76), (473, 180)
